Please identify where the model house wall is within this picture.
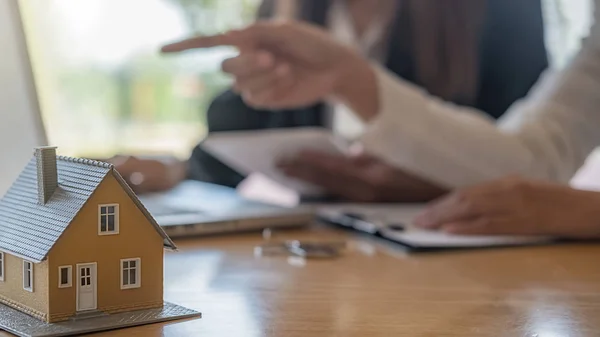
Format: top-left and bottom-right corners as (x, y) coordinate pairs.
(46, 173), (165, 322)
(0, 254), (49, 321)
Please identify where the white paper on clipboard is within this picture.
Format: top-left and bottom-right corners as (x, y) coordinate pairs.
(318, 204), (555, 249)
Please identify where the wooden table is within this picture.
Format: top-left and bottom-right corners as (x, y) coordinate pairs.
(4, 226), (600, 337)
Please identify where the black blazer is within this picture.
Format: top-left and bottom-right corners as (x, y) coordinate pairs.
(188, 0), (549, 186)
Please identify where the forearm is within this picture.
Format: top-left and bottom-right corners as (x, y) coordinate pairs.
(498, 45), (600, 182)
(331, 58), (537, 187)
(359, 67), (537, 188)
(332, 54), (379, 122)
(331, 44), (600, 188)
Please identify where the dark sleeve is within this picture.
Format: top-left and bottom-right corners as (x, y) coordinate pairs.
(475, 0), (549, 119)
(186, 91), (263, 188)
(186, 145), (246, 188)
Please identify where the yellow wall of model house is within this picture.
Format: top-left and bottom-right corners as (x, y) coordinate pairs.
(0, 253), (49, 321)
(46, 172), (164, 322)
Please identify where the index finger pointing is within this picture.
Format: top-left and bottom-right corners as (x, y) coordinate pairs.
(161, 21), (291, 53)
(161, 32), (242, 53)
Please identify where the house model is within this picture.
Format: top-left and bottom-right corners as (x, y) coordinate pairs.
(0, 147), (177, 323)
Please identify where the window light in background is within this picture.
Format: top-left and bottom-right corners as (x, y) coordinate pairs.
(18, 0), (594, 158)
(19, 0), (261, 158)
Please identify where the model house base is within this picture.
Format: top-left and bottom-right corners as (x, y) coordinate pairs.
(0, 301), (201, 337)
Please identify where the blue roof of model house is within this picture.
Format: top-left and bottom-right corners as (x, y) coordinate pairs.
(0, 154), (176, 263)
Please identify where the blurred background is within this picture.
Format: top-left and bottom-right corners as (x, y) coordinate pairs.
(17, 0), (593, 159)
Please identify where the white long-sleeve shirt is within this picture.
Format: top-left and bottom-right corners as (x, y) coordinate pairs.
(360, 0), (600, 188)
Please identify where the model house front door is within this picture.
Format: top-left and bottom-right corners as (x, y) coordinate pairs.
(77, 263), (97, 312)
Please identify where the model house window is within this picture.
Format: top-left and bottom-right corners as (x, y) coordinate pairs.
(58, 266), (72, 288)
(80, 267), (91, 287)
(121, 258), (141, 289)
(23, 261), (33, 292)
(99, 204), (119, 235)
(0, 252), (4, 282)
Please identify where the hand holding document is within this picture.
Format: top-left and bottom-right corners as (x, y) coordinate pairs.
(202, 127), (445, 203)
(202, 127), (348, 197)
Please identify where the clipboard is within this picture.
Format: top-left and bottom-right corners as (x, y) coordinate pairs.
(317, 204), (555, 251)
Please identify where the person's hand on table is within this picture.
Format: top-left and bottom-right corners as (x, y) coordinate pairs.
(161, 20), (379, 120)
(107, 155), (188, 194)
(415, 177), (600, 239)
(277, 149), (447, 202)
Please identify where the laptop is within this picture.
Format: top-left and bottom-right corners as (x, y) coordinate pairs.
(138, 181), (312, 237)
(0, 1), (313, 237)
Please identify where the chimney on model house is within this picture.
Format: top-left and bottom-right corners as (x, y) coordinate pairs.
(34, 146), (58, 205)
